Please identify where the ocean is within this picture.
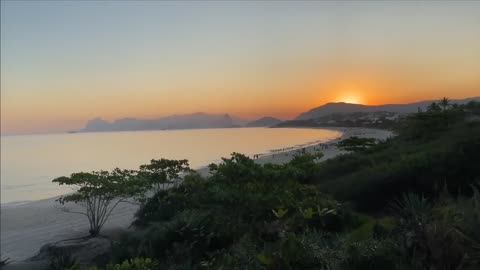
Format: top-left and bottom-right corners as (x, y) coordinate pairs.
(0, 127), (341, 203)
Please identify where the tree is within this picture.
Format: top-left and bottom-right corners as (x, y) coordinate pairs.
(336, 136), (376, 152)
(427, 102), (441, 112)
(464, 100), (480, 115)
(440, 97), (450, 111)
(53, 169), (140, 236)
(138, 158), (192, 193)
(285, 152), (324, 183)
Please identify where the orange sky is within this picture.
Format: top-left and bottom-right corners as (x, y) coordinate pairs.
(1, 1), (480, 134)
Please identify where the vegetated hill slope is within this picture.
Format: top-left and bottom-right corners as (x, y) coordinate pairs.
(296, 97), (480, 120)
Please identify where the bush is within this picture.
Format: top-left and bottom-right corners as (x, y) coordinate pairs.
(314, 119), (480, 211)
(344, 238), (402, 270)
(117, 153), (353, 268)
(67, 257), (157, 270)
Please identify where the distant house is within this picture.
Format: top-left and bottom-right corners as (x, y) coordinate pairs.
(386, 115), (399, 121)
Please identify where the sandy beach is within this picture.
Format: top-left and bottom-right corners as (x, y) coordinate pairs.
(0, 127), (392, 265)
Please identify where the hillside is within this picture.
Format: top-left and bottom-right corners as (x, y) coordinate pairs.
(276, 111), (401, 129)
(296, 97), (480, 120)
(246, 116), (283, 127)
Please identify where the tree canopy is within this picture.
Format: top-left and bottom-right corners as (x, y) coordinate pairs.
(53, 169), (140, 236)
(337, 136), (377, 152)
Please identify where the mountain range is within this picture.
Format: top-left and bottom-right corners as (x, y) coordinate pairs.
(80, 113), (242, 132)
(77, 97), (479, 132)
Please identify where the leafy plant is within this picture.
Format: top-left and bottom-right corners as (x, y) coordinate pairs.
(272, 208), (288, 219)
(53, 169), (140, 236)
(67, 257), (157, 270)
(257, 254), (273, 266)
(49, 251), (77, 270)
(300, 207), (315, 219)
(138, 159), (191, 193)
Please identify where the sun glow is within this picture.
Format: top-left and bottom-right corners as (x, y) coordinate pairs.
(342, 96), (361, 104)
(336, 89), (364, 104)
(330, 83), (367, 105)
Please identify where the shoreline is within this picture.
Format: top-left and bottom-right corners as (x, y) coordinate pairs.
(0, 127), (392, 263)
(0, 127), (342, 207)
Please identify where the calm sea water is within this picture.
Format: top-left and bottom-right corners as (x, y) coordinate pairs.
(0, 128), (341, 203)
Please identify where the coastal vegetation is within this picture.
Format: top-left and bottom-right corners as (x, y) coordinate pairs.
(53, 169), (141, 237)
(336, 136), (377, 152)
(53, 159), (192, 237)
(53, 100), (480, 270)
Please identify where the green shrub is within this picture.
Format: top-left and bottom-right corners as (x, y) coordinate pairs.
(67, 257), (157, 270)
(314, 120), (480, 211)
(344, 238), (402, 270)
(120, 153), (353, 268)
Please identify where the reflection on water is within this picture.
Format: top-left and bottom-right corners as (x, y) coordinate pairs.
(0, 128), (341, 203)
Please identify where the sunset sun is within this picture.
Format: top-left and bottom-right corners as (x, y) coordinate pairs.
(342, 96), (362, 104)
(333, 84), (366, 105)
(336, 90), (364, 104)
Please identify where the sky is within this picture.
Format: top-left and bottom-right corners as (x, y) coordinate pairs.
(1, 1), (480, 135)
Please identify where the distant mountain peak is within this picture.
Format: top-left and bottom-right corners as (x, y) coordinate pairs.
(246, 116), (283, 127)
